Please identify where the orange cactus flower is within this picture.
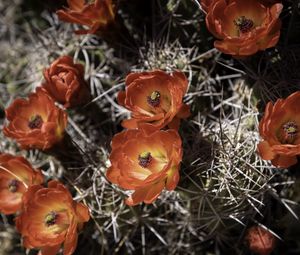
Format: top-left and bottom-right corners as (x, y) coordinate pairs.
(106, 129), (182, 206)
(3, 88), (68, 150)
(117, 70), (190, 134)
(257, 92), (300, 168)
(42, 56), (90, 108)
(16, 180), (90, 255)
(246, 226), (276, 255)
(0, 153), (43, 215)
(205, 0), (283, 57)
(56, 0), (115, 35)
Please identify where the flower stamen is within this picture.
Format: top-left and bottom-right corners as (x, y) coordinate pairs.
(45, 211), (58, 227)
(138, 152), (152, 168)
(28, 115), (43, 129)
(282, 121), (298, 143)
(234, 16), (254, 34)
(8, 179), (18, 193)
(147, 91), (161, 107)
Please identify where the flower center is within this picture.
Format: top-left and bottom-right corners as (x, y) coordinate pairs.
(147, 91), (161, 107)
(8, 179), (18, 193)
(45, 211), (58, 227)
(28, 115), (43, 129)
(138, 151), (152, 168)
(282, 121), (298, 143)
(234, 16), (254, 34)
(58, 72), (68, 83)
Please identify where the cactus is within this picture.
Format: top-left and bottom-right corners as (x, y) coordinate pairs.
(1, 0), (300, 254)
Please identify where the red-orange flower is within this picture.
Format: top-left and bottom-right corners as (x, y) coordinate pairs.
(246, 226), (276, 255)
(107, 129), (182, 206)
(257, 92), (300, 168)
(3, 88), (67, 150)
(16, 180), (90, 255)
(57, 0), (115, 35)
(42, 56), (90, 108)
(200, 0), (211, 12)
(0, 153), (43, 215)
(118, 70), (190, 134)
(205, 0), (283, 57)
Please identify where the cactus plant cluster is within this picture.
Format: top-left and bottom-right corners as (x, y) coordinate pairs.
(1, 0), (300, 254)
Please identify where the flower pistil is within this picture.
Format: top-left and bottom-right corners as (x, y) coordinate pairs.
(28, 115), (43, 129)
(234, 16), (254, 34)
(8, 179), (18, 193)
(147, 91), (161, 107)
(138, 152), (153, 168)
